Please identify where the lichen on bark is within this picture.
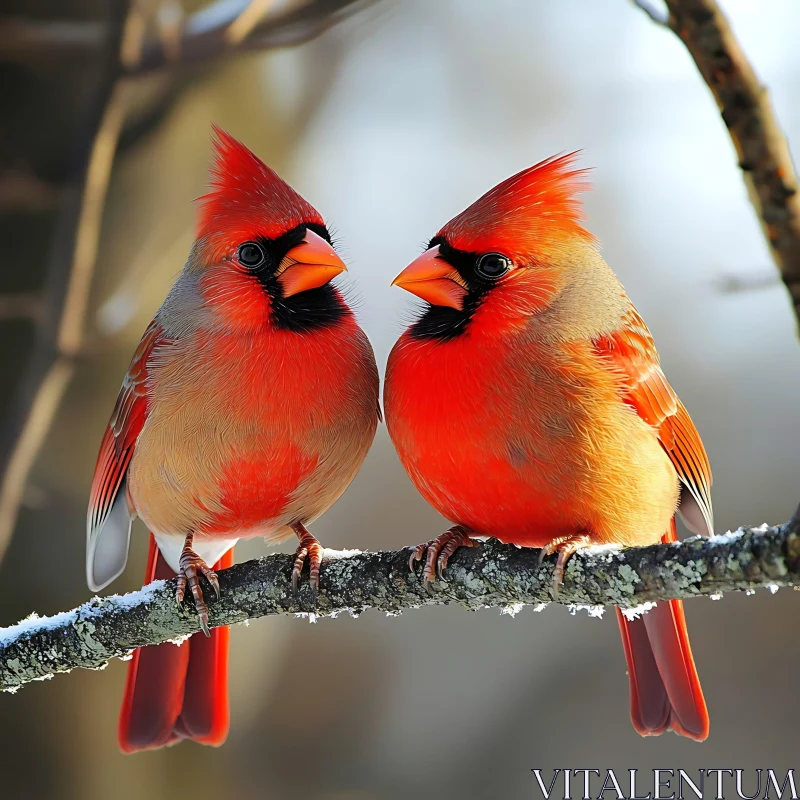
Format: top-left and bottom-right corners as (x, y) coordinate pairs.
(1, 516), (799, 691)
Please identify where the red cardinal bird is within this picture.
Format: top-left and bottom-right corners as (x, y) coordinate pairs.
(87, 127), (379, 753)
(384, 155), (711, 741)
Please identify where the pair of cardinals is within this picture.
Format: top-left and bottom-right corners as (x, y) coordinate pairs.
(87, 128), (712, 753)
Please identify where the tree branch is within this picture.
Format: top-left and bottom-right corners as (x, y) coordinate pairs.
(635, 0), (800, 331)
(0, 168), (61, 212)
(0, 17), (104, 62)
(0, 292), (44, 322)
(2, 518), (799, 692)
(0, 0), (373, 567)
(132, 0), (373, 74)
(714, 268), (780, 294)
(224, 0), (276, 46)
(631, 0), (669, 27)
(0, 0), (375, 73)
(0, 3), (134, 566)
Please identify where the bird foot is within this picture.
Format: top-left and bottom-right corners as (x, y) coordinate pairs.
(538, 534), (592, 597)
(175, 533), (220, 638)
(408, 525), (475, 588)
(291, 523), (324, 596)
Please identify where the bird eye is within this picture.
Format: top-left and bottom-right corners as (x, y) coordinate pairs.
(475, 252), (511, 279)
(237, 241), (266, 268)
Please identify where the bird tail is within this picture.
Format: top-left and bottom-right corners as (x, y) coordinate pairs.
(118, 535), (232, 753)
(615, 517), (709, 741)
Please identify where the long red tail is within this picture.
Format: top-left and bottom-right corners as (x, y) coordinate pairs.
(118, 535), (233, 753)
(615, 518), (709, 741)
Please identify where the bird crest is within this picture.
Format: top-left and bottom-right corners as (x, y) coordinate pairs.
(440, 153), (596, 259)
(197, 126), (323, 251)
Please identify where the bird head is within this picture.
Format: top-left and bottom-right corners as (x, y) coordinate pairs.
(392, 154), (597, 339)
(193, 126), (348, 332)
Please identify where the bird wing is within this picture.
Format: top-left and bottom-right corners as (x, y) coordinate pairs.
(593, 307), (713, 535)
(86, 319), (165, 590)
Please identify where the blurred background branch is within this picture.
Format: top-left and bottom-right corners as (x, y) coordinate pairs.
(0, 0), (374, 569)
(2, 516), (799, 693)
(133, 0), (373, 73)
(714, 268), (781, 294)
(0, 292), (44, 322)
(635, 0), (800, 330)
(0, 0), (374, 73)
(0, 1), (135, 566)
(1, 2), (799, 794)
(632, 0), (669, 26)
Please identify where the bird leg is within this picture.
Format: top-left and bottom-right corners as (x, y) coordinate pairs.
(175, 532), (220, 638)
(538, 533), (592, 596)
(408, 524), (475, 587)
(291, 522), (324, 595)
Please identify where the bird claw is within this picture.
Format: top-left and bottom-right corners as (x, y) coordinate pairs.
(408, 525), (475, 587)
(539, 534), (592, 597)
(291, 523), (323, 597)
(408, 543), (425, 572)
(175, 534), (219, 638)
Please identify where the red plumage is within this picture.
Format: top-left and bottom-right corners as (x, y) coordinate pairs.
(118, 538), (233, 752)
(87, 128), (379, 753)
(386, 155), (710, 741)
(197, 125), (324, 258)
(440, 153), (596, 259)
(87, 321), (162, 549)
(616, 521), (708, 740)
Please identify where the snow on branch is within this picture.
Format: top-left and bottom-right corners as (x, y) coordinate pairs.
(2, 515), (799, 692)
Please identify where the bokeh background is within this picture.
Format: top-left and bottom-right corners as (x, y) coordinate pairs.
(1, 1), (799, 798)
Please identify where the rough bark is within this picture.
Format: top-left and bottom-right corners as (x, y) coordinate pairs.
(636, 0), (800, 329)
(2, 516), (799, 692)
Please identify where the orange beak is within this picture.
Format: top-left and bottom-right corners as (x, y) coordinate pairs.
(391, 246), (468, 310)
(278, 229), (347, 297)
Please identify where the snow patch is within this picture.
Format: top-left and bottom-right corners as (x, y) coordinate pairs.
(584, 543), (623, 557)
(709, 529), (746, 545)
(709, 593), (723, 601)
(0, 610), (78, 647)
(768, 584), (780, 594)
(533, 603), (548, 612)
(620, 601), (657, 620)
(501, 602), (525, 618)
(568, 604), (605, 618)
(3, 668), (60, 694)
(86, 580), (166, 613)
(322, 548), (363, 559)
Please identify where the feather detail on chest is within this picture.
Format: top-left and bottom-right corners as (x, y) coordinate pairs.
(386, 326), (675, 546)
(385, 151), (711, 742)
(129, 315), (377, 537)
(90, 127), (380, 755)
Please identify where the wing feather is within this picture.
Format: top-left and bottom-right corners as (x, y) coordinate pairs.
(86, 320), (165, 590)
(593, 308), (713, 535)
